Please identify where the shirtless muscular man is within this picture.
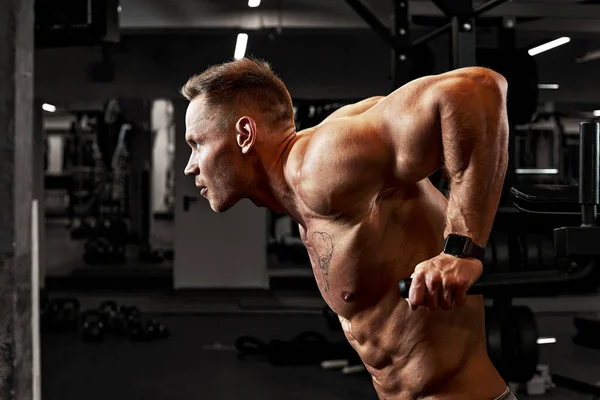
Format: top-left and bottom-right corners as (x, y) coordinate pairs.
(182, 58), (512, 400)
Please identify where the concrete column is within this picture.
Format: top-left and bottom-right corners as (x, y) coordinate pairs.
(0, 0), (36, 399)
(34, 101), (46, 288)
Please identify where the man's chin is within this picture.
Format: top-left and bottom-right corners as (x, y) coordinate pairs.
(209, 198), (237, 213)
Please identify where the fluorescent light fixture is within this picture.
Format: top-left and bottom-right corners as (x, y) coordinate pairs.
(248, 0), (261, 7)
(42, 103), (56, 112)
(234, 33), (248, 60)
(528, 37), (571, 56)
(537, 337), (557, 345)
(538, 84), (559, 90)
(576, 49), (600, 64)
(516, 168), (559, 175)
(593, 110), (600, 117)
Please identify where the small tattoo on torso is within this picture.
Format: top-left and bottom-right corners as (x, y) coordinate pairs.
(312, 232), (334, 291)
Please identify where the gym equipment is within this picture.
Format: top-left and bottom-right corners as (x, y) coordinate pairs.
(81, 310), (105, 342)
(573, 313), (600, 349)
(485, 305), (539, 383)
(503, 306), (539, 383)
(40, 297), (81, 333)
(98, 300), (128, 336)
(145, 319), (170, 340)
(40, 296), (171, 344)
(120, 305), (142, 335)
(267, 209), (311, 264)
(345, 0), (538, 124)
(81, 302), (170, 342)
(485, 307), (506, 377)
(70, 218), (96, 239)
(83, 237), (126, 265)
(138, 244), (165, 264)
(399, 121), (600, 298)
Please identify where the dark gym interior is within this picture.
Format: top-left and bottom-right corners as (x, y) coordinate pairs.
(3, 0), (600, 399)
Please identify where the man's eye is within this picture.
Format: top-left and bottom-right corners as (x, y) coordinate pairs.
(195, 142), (201, 151)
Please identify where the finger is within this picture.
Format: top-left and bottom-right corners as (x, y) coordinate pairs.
(440, 282), (453, 310)
(425, 272), (442, 311)
(409, 273), (426, 310)
(453, 279), (468, 307)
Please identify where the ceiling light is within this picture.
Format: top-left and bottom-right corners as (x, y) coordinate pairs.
(537, 84), (559, 90)
(515, 169), (559, 175)
(528, 37), (571, 56)
(42, 103), (56, 112)
(234, 33), (248, 60)
(248, 0), (261, 7)
(536, 337), (556, 345)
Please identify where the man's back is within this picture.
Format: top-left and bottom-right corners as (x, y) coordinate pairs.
(284, 73), (506, 399)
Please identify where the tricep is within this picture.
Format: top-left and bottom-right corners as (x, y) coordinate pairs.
(368, 68), (508, 184)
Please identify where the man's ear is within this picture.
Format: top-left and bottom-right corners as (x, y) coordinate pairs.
(235, 116), (257, 154)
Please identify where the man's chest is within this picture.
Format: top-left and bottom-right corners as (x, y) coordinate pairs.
(297, 218), (400, 316)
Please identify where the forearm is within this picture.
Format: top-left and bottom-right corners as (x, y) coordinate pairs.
(440, 79), (509, 248)
(443, 144), (508, 247)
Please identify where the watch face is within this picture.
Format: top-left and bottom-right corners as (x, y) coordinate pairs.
(445, 235), (469, 255)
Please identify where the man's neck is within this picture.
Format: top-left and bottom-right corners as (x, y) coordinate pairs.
(246, 127), (306, 225)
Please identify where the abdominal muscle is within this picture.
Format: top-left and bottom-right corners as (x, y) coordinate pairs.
(338, 292), (499, 400)
(301, 182), (505, 400)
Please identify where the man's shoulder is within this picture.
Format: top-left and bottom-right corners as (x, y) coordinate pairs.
(290, 119), (392, 218)
(299, 117), (384, 175)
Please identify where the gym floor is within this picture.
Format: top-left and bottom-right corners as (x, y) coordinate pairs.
(42, 220), (600, 400)
(41, 308), (600, 400)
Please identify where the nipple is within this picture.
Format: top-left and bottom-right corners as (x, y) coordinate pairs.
(342, 291), (355, 302)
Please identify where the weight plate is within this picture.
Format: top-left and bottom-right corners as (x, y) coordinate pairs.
(503, 306), (539, 383)
(539, 233), (555, 269)
(527, 233), (545, 271)
(485, 307), (506, 378)
(493, 232), (511, 273)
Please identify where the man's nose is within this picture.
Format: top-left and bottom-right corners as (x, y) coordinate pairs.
(184, 153), (199, 176)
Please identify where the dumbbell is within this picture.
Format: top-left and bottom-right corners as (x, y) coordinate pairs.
(98, 300), (127, 336)
(81, 310), (105, 342)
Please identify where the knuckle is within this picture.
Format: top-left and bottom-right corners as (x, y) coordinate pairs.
(429, 272), (442, 284)
(414, 263), (427, 272)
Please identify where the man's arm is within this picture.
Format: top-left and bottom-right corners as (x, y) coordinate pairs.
(374, 67), (509, 247)
(368, 67), (509, 309)
(437, 69), (509, 248)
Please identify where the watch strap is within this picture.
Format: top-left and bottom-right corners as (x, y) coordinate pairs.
(444, 234), (485, 261)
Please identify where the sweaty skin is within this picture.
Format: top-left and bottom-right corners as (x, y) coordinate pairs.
(185, 67), (509, 400)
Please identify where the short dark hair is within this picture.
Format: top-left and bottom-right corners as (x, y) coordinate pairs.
(180, 58), (294, 125)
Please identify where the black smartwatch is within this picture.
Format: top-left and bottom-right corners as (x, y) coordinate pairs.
(443, 234), (485, 261)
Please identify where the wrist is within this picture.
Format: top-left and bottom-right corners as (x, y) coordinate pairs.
(443, 234), (485, 261)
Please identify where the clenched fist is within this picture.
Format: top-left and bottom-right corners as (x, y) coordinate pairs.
(408, 253), (483, 311)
